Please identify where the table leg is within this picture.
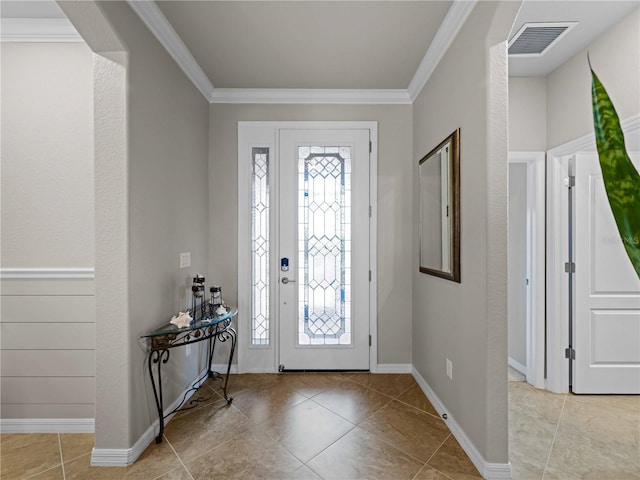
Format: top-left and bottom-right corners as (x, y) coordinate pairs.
(148, 349), (170, 443)
(221, 327), (237, 404)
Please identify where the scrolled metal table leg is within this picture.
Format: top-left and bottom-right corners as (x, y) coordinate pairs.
(221, 327), (237, 404)
(148, 349), (170, 443)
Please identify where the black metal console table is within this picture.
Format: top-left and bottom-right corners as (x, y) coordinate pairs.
(141, 305), (237, 443)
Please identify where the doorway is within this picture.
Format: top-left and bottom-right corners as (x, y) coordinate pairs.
(507, 152), (546, 389)
(546, 118), (640, 393)
(237, 122), (378, 373)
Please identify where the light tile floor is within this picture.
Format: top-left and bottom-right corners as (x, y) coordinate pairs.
(508, 374), (640, 480)
(1, 373), (480, 480)
(5, 373), (638, 480)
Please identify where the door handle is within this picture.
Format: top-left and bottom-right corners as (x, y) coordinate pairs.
(281, 277), (296, 284)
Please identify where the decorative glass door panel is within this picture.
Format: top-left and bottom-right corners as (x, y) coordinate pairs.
(298, 146), (352, 346)
(279, 129), (370, 371)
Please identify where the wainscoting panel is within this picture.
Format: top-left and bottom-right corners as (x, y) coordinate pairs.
(1, 295), (95, 323)
(0, 322), (95, 350)
(0, 404), (95, 420)
(1, 350), (95, 377)
(0, 269), (96, 427)
(1, 377), (96, 404)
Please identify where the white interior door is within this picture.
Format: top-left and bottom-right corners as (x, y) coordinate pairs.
(278, 129), (370, 370)
(573, 152), (640, 393)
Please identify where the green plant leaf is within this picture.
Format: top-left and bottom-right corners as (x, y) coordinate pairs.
(591, 66), (640, 280)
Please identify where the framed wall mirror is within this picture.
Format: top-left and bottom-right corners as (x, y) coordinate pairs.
(418, 128), (460, 282)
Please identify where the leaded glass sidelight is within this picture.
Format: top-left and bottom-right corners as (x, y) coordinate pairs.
(251, 147), (270, 345)
(298, 146), (352, 346)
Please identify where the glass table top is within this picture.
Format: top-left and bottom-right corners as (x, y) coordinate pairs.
(142, 305), (237, 338)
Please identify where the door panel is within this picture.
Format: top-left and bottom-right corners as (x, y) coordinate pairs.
(573, 152), (640, 393)
(279, 129), (370, 370)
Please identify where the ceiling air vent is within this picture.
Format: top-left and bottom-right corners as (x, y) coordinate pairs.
(509, 22), (578, 56)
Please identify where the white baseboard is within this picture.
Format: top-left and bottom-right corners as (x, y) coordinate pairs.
(374, 363), (413, 374)
(91, 368), (210, 466)
(507, 357), (527, 377)
(411, 367), (512, 480)
(0, 418), (94, 434)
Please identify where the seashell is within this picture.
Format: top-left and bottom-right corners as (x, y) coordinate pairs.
(170, 311), (193, 328)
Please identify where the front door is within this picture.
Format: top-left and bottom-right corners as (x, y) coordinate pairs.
(573, 152), (640, 393)
(278, 129), (370, 370)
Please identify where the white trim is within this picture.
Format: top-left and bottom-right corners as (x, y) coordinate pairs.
(0, 418), (94, 434)
(237, 121), (378, 374)
(407, 0), (478, 101)
(0, 268), (95, 279)
(0, 18), (83, 43)
(91, 368), (209, 466)
(369, 127), (379, 373)
(211, 88), (411, 105)
(545, 114), (640, 393)
(412, 367), (512, 480)
(375, 364), (412, 374)
(126, 0), (215, 101)
(507, 357), (527, 377)
(545, 153), (572, 394)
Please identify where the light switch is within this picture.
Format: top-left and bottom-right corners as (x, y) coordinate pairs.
(180, 252), (191, 269)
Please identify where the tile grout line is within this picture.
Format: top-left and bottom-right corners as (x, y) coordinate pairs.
(425, 432), (451, 465)
(58, 433), (66, 480)
(393, 397), (444, 421)
(541, 393), (568, 479)
(296, 423), (357, 468)
(161, 435), (196, 480)
(394, 382), (417, 399)
(301, 462), (326, 480)
(421, 433), (461, 480)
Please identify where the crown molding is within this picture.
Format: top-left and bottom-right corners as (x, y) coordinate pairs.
(211, 88), (412, 105)
(407, 0), (478, 101)
(0, 18), (83, 43)
(129, 0), (475, 105)
(126, 0), (215, 101)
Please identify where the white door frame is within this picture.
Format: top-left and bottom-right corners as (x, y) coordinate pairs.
(546, 114), (640, 393)
(508, 152), (546, 389)
(237, 121), (378, 374)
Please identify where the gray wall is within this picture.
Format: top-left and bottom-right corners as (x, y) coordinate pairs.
(412, 1), (520, 464)
(508, 163), (527, 368)
(509, 77), (547, 152)
(61, 0), (211, 448)
(209, 104), (413, 365)
(509, 9), (639, 153)
(99, 1), (210, 446)
(1, 42), (96, 420)
(546, 8), (639, 149)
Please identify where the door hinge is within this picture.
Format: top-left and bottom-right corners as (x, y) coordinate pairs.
(564, 262), (575, 273)
(369, 270), (372, 282)
(369, 141), (372, 153)
(369, 335), (372, 346)
(369, 205), (372, 218)
(565, 348), (575, 360)
(563, 175), (575, 188)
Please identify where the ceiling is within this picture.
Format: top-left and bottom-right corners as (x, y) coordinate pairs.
(156, 1), (451, 90)
(509, 0), (639, 77)
(1, 0), (638, 92)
